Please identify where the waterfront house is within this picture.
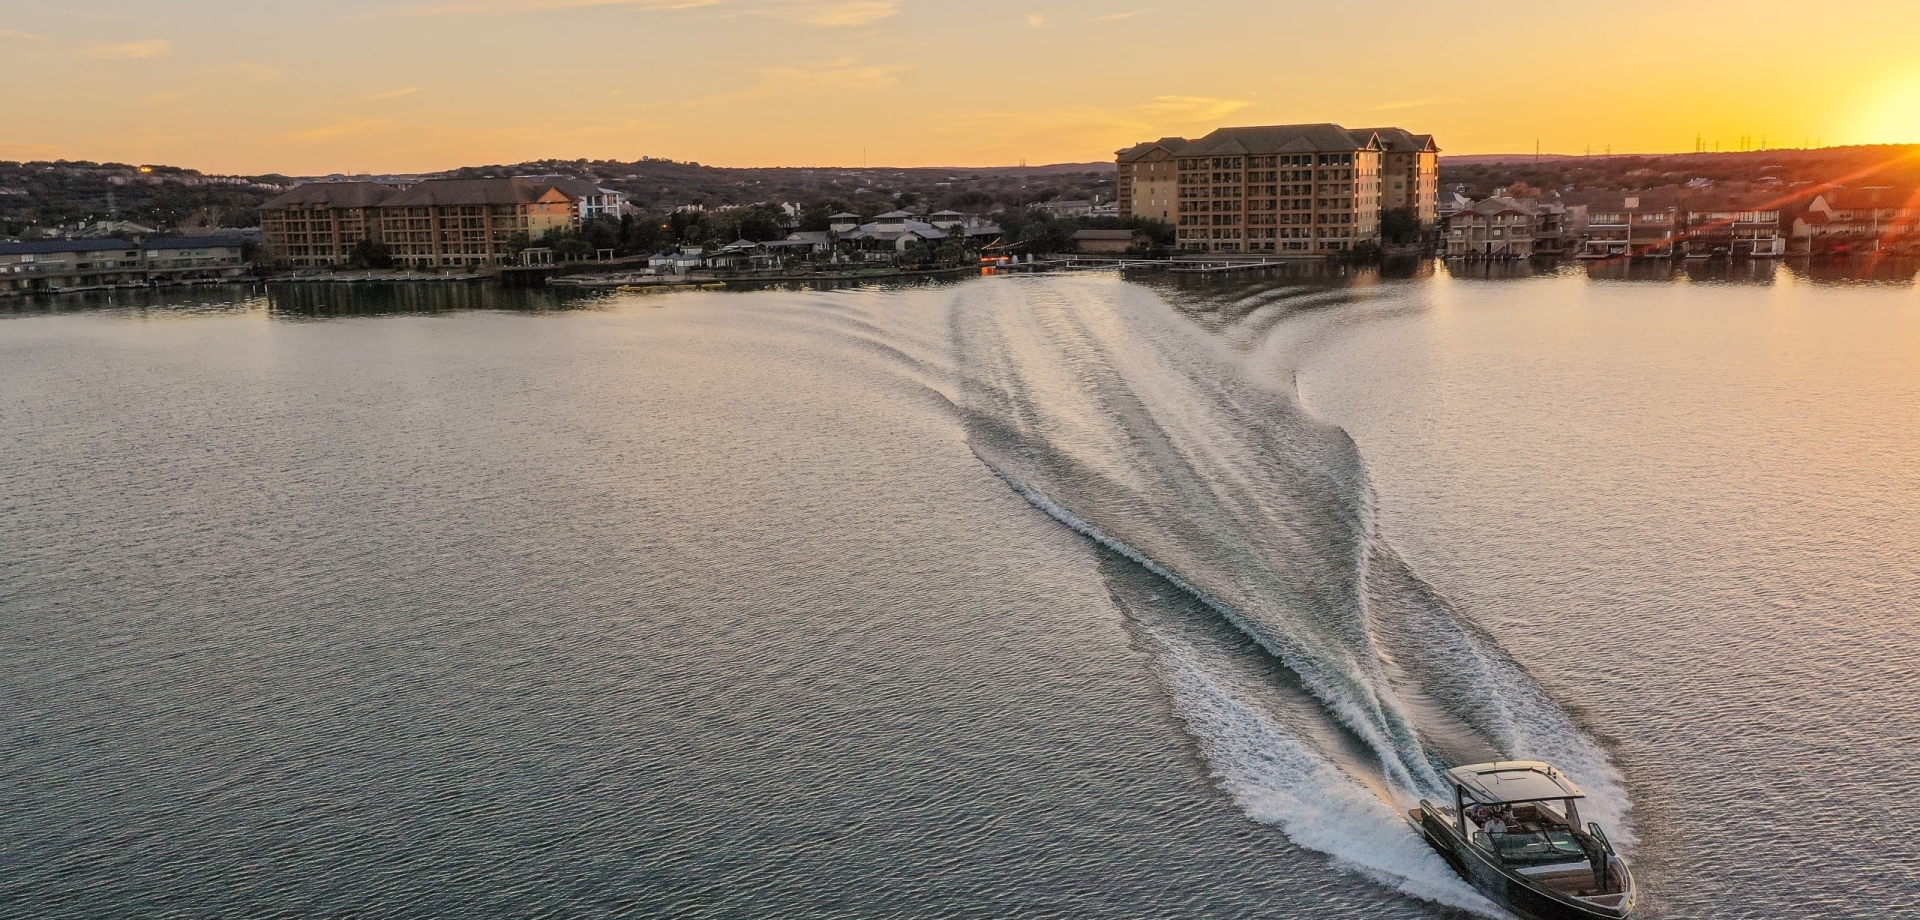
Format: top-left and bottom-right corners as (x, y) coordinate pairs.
(145, 236), (250, 283)
(839, 211), (950, 254)
(1791, 188), (1918, 254)
(1444, 197), (1540, 258)
(1566, 190), (1681, 258)
(0, 239), (145, 294)
(1679, 194), (1786, 257)
(828, 212), (862, 234)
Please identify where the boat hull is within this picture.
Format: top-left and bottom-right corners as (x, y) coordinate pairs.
(1413, 804), (1635, 920)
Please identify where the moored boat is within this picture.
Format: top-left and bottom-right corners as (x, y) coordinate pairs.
(1410, 761), (1635, 919)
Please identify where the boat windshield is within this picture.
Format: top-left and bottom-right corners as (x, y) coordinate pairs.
(1493, 828), (1588, 865)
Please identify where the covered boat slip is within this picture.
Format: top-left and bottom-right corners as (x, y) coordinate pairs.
(1414, 761), (1635, 919)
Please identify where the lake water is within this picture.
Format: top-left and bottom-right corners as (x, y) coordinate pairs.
(3, 263), (1916, 919)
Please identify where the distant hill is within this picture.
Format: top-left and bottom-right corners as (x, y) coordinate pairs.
(0, 157), (1119, 237)
(1440, 145), (1920, 200)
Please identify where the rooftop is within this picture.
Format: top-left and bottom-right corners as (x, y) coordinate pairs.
(261, 181), (399, 210)
(0, 239), (138, 255)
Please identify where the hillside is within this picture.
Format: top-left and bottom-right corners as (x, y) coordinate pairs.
(1439, 145), (1920, 200)
(0, 157), (1117, 238)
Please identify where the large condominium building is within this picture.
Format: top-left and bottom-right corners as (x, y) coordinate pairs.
(259, 178), (582, 269)
(378, 178), (578, 269)
(1116, 123), (1438, 255)
(257, 182), (396, 268)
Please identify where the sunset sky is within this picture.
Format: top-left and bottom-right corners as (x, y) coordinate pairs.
(4, 0), (1919, 175)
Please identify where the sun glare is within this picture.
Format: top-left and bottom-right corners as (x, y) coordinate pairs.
(1860, 74), (1920, 144)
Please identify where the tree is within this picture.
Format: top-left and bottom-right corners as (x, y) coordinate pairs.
(1381, 208), (1423, 246)
(348, 238), (394, 269)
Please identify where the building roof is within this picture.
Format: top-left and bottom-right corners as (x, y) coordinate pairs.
(930, 210), (964, 217)
(0, 239), (137, 255)
(1349, 127), (1440, 153)
(147, 235), (246, 250)
(382, 177), (574, 207)
(874, 210), (915, 220)
(829, 212), (860, 219)
(260, 181), (398, 210)
(1817, 188), (1917, 211)
(1462, 196), (1537, 217)
(1117, 137), (1189, 161)
(524, 176), (622, 200)
(1072, 229), (1137, 241)
(1444, 762), (1586, 804)
(1180, 123), (1380, 157)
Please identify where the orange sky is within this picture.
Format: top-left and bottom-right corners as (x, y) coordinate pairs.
(4, 0), (1919, 174)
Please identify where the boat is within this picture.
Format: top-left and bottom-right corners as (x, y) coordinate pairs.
(1410, 761), (1636, 919)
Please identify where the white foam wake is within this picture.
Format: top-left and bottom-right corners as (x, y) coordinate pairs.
(1143, 621), (1511, 917)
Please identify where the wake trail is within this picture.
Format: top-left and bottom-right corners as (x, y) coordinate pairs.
(948, 274), (1633, 911)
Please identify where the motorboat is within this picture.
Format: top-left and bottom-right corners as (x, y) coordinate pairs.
(1410, 761), (1635, 919)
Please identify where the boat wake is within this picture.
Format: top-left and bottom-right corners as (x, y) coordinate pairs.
(946, 274), (1633, 913)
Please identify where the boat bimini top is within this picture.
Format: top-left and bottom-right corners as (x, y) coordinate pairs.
(1445, 761), (1586, 805)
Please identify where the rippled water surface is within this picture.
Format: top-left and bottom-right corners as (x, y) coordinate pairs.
(3, 266), (1916, 919)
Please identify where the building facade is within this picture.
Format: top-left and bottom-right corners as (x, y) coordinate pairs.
(379, 179), (579, 269)
(257, 182), (399, 268)
(0, 239), (146, 294)
(1791, 189), (1918, 254)
(1116, 138), (1183, 224)
(1570, 191), (1681, 258)
(1444, 197), (1539, 258)
(1680, 195), (1786, 257)
(1354, 127), (1440, 226)
(1116, 124), (1437, 255)
(145, 236), (250, 282)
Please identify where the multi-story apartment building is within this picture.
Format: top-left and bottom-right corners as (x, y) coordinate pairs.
(1354, 126), (1440, 226)
(379, 178), (577, 269)
(1116, 124), (1438, 255)
(261, 178), (582, 269)
(1115, 138), (1184, 224)
(257, 182), (401, 268)
(0, 239), (147, 294)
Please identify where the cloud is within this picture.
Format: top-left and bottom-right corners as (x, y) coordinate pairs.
(687, 55), (906, 105)
(1027, 13), (1046, 27)
(280, 119), (400, 143)
(85, 39), (171, 59)
(0, 28), (49, 42)
(754, 0), (902, 26)
(1367, 97), (1465, 111)
(365, 86), (425, 101)
(929, 94), (1252, 156)
(1091, 10), (1142, 21)
(391, 0), (717, 16)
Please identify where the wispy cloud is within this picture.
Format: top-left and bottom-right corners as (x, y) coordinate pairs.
(391, 0), (717, 17)
(687, 55), (906, 105)
(1091, 10), (1143, 21)
(365, 86), (425, 101)
(0, 28), (49, 42)
(1368, 97), (1465, 111)
(754, 0), (902, 26)
(931, 94), (1252, 156)
(85, 39), (171, 59)
(1026, 13), (1046, 27)
(280, 119), (399, 143)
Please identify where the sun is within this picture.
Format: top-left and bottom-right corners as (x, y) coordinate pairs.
(1858, 74), (1920, 144)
